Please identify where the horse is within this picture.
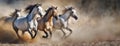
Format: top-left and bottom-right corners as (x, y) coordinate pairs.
(0, 9), (21, 23)
(52, 7), (78, 38)
(37, 6), (58, 38)
(12, 3), (44, 39)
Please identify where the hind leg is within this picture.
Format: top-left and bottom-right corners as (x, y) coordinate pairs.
(61, 28), (66, 38)
(13, 27), (20, 39)
(65, 27), (72, 38)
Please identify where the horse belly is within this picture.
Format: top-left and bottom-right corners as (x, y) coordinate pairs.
(53, 20), (62, 29)
(15, 21), (28, 31)
(38, 21), (45, 30)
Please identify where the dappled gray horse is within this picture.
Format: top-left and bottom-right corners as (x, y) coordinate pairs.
(0, 9), (21, 23)
(53, 7), (78, 38)
(12, 4), (44, 39)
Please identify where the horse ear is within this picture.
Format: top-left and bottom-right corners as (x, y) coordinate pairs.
(36, 3), (42, 6)
(55, 7), (57, 9)
(45, 10), (47, 12)
(68, 7), (74, 10)
(40, 4), (42, 6)
(39, 3), (42, 6)
(15, 9), (17, 11)
(70, 7), (74, 9)
(15, 9), (20, 12)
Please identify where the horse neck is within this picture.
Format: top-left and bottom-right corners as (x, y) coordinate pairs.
(43, 10), (53, 22)
(38, 7), (45, 16)
(61, 11), (71, 21)
(12, 12), (20, 19)
(26, 8), (37, 21)
(12, 14), (19, 23)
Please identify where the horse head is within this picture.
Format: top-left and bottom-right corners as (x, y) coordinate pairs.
(66, 7), (78, 20)
(10, 9), (21, 17)
(24, 3), (44, 18)
(52, 6), (58, 20)
(45, 6), (58, 20)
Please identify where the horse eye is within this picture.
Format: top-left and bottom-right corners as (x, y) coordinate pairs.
(71, 12), (73, 13)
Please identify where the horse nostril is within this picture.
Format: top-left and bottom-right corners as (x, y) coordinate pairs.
(75, 16), (78, 20)
(74, 16), (78, 20)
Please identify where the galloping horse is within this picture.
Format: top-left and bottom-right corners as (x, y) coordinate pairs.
(37, 6), (58, 38)
(12, 4), (44, 39)
(53, 7), (78, 38)
(0, 9), (21, 23)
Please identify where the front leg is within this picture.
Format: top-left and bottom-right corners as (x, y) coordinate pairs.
(32, 28), (38, 39)
(13, 24), (21, 39)
(28, 28), (36, 39)
(65, 27), (72, 38)
(27, 21), (35, 39)
(60, 28), (66, 38)
(42, 29), (49, 38)
(32, 20), (38, 38)
(47, 28), (52, 38)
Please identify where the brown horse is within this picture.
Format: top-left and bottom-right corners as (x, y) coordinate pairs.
(37, 6), (58, 38)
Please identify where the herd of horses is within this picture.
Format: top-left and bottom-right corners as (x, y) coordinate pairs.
(2, 3), (78, 39)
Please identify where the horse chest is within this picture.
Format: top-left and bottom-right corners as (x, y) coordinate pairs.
(45, 21), (53, 29)
(28, 20), (35, 28)
(38, 20), (46, 30)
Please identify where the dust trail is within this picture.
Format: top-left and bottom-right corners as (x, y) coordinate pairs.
(0, 0), (120, 44)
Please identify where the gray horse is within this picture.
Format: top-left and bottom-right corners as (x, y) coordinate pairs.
(12, 4), (44, 39)
(52, 7), (78, 38)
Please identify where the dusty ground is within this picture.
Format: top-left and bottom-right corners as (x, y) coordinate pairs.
(0, 0), (120, 46)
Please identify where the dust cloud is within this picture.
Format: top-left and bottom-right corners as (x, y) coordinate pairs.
(0, 0), (120, 45)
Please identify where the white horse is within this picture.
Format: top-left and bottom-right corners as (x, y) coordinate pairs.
(0, 9), (21, 23)
(53, 7), (78, 38)
(12, 4), (44, 39)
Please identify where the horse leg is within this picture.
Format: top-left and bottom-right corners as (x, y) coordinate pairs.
(65, 27), (72, 38)
(61, 28), (66, 38)
(13, 27), (20, 39)
(28, 28), (35, 39)
(22, 31), (26, 35)
(32, 28), (38, 38)
(47, 29), (52, 38)
(42, 29), (49, 38)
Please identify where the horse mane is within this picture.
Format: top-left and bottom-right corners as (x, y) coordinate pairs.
(62, 7), (74, 14)
(41, 6), (57, 21)
(44, 7), (53, 17)
(24, 4), (41, 14)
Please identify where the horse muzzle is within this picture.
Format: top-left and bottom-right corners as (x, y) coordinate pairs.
(73, 15), (78, 20)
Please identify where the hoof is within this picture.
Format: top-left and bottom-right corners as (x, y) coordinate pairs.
(42, 36), (48, 38)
